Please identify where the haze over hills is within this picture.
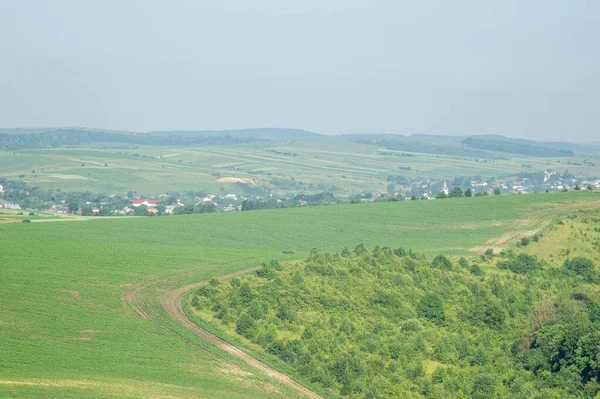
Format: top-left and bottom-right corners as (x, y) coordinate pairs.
(1, 126), (598, 157)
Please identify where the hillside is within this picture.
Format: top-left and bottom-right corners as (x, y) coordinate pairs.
(188, 225), (600, 398)
(150, 128), (325, 141)
(1, 192), (599, 398)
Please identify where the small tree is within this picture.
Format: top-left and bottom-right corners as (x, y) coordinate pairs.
(566, 257), (595, 276)
(464, 188), (473, 197)
(449, 187), (463, 198)
(472, 373), (497, 399)
(235, 313), (255, 338)
(432, 254), (452, 270)
(494, 187), (501, 195)
(67, 202), (79, 214)
(418, 293), (445, 324)
(133, 204), (149, 216)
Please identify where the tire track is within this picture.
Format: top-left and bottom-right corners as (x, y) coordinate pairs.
(125, 266), (324, 399)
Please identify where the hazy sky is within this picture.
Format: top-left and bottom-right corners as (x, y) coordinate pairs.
(0, 1), (598, 141)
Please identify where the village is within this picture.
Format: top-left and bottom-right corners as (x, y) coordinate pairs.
(1, 170), (599, 216)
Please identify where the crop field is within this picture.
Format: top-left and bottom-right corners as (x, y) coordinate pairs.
(1, 192), (599, 398)
(1, 143), (598, 195)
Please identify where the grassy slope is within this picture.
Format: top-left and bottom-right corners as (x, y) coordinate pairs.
(0, 192), (598, 397)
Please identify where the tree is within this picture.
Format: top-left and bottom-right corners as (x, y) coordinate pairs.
(418, 293), (445, 324)
(133, 204), (149, 216)
(449, 187), (463, 198)
(67, 202), (79, 214)
(174, 204), (194, 214)
(575, 184), (581, 191)
(387, 183), (396, 195)
(566, 257), (595, 280)
(98, 207), (112, 216)
(235, 313), (255, 338)
(464, 188), (473, 197)
(587, 185), (593, 191)
(494, 187), (501, 195)
(472, 374), (497, 399)
(162, 196), (178, 205)
(196, 202), (217, 213)
(436, 191), (447, 199)
(81, 206), (94, 216)
(432, 254), (452, 270)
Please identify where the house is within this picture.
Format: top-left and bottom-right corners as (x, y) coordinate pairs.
(0, 184), (4, 194)
(224, 194), (237, 200)
(52, 205), (68, 214)
(92, 208), (100, 215)
(130, 199), (158, 208)
(120, 206), (135, 215)
(0, 199), (21, 210)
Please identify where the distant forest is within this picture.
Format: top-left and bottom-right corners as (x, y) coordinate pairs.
(0, 127), (581, 157)
(0, 129), (257, 150)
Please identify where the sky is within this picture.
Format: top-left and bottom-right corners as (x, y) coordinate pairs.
(0, 0), (598, 141)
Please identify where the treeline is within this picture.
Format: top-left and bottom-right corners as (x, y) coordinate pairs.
(0, 129), (257, 150)
(463, 137), (574, 157)
(241, 192), (337, 211)
(0, 177), (130, 212)
(190, 244), (600, 398)
(357, 139), (491, 158)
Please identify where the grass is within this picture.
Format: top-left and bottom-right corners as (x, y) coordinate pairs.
(0, 192), (599, 397)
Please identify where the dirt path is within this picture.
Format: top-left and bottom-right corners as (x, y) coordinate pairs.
(125, 266), (324, 399)
(470, 198), (600, 253)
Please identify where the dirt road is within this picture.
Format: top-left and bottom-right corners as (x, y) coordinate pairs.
(125, 266), (324, 399)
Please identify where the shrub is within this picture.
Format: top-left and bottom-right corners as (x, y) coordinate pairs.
(235, 313), (255, 338)
(431, 255), (452, 270)
(417, 293), (445, 324)
(470, 264), (485, 276)
(497, 253), (539, 274)
(22, 219), (31, 223)
(566, 257), (594, 275)
(472, 373), (497, 399)
(401, 319), (423, 332)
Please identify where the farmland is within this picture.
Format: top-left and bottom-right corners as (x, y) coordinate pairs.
(2, 141), (599, 196)
(1, 191), (599, 398)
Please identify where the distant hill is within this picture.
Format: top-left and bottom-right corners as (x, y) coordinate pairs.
(0, 128), (257, 150)
(463, 137), (575, 157)
(1, 127), (597, 156)
(338, 133), (467, 143)
(150, 128), (325, 141)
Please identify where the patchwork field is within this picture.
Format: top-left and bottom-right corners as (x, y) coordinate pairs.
(1, 192), (599, 398)
(2, 142), (598, 195)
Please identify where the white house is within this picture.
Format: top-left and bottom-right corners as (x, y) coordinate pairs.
(0, 200), (21, 210)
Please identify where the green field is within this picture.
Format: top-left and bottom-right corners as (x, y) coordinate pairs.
(1, 192), (599, 398)
(2, 142), (598, 195)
